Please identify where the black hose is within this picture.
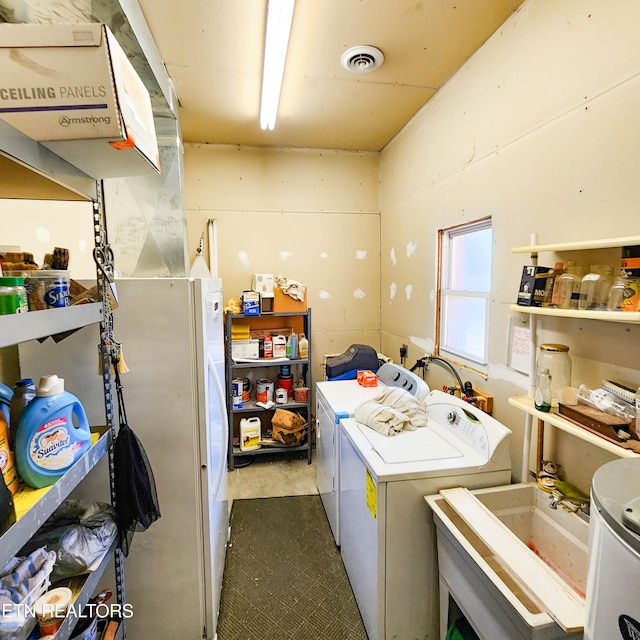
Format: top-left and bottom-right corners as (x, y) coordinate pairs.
(423, 356), (465, 391)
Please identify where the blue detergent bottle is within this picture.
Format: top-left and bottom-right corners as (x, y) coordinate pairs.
(0, 383), (12, 426)
(15, 375), (92, 489)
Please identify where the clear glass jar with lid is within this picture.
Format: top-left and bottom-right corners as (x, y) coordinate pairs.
(607, 274), (640, 312)
(537, 343), (572, 407)
(552, 260), (584, 309)
(578, 265), (614, 311)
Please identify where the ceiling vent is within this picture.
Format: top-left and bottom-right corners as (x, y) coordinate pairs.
(341, 45), (384, 74)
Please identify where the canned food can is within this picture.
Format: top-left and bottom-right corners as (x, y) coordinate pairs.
(43, 278), (70, 308)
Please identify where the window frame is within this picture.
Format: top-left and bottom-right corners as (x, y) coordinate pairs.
(435, 216), (492, 376)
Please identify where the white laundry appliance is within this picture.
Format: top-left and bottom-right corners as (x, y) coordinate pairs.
(585, 457), (640, 640)
(316, 362), (430, 545)
(20, 278), (229, 640)
(339, 389), (512, 640)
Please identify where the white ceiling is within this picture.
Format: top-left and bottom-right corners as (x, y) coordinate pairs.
(137, 0), (525, 151)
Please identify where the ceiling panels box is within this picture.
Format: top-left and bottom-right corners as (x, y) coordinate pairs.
(0, 23), (160, 179)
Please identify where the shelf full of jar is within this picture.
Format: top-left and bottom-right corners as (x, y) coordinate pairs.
(511, 234), (640, 324)
(509, 304), (640, 324)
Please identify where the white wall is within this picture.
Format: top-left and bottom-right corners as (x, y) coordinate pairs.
(380, 0), (640, 486)
(1, 199), (96, 277)
(183, 143), (381, 385)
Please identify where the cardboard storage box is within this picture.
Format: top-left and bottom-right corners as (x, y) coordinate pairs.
(0, 23), (160, 179)
(516, 265), (552, 307)
(252, 273), (274, 296)
(231, 340), (260, 360)
(242, 291), (260, 316)
(273, 287), (307, 313)
(252, 274), (275, 313)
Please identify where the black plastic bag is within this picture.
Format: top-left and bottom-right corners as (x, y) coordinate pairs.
(19, 500), (117, 581)
(113, 367), (160, 556)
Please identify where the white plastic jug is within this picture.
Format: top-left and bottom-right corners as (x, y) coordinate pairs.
(240, 417), (261, 451)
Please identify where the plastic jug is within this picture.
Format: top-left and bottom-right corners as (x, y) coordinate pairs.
(15, 375), (92, 489)
(239, 417), (261, 451)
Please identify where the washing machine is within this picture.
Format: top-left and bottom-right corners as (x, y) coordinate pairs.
(316, 363), (430, 545)
(339, 389), (512, 640)
(585, 457), (640, 640)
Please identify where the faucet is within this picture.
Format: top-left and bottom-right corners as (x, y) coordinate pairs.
(549, 491), (590, 522)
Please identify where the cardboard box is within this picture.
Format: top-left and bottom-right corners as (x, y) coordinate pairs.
(242, 290), (260, 316)
(622, 246), (640, 278)
(0, 23), (160, 179)
(516, 265), (552, 307)
(251, 274), (275, 313)
(260, 296), (274, 314)
(273, 287), (307, 313)
(252, 273), (274, 296)
(231, 340), (260, 360)
(357, 370), (378, 387)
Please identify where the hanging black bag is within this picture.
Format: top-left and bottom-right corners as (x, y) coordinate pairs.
(113, 365), (160, 556)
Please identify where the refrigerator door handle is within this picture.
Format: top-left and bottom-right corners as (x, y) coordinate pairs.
(209, 354), (229, 496)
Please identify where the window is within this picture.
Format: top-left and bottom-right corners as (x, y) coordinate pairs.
(436, 218), (492, 369)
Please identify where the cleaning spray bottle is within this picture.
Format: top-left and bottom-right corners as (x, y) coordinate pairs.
(15, 375), (92, 489)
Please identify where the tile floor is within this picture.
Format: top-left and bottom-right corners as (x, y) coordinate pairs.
(227, 451), (318, 503)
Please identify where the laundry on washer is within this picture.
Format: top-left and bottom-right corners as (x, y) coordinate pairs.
(355, 400), (409, 436)
(374, 387), (427, 428)
(355, 386), (427, 435)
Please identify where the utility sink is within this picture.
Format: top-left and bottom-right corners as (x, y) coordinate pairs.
(426, 483), (589, 640)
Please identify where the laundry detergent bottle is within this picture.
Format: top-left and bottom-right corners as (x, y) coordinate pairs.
(0, 383), (12, 427)
(15, 375), (92, 489)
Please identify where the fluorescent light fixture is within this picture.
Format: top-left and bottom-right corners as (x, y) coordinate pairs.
(260, 0), (295, 131)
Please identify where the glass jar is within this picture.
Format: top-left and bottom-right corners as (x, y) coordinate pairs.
(0, 277), (28, 315)
(578, 265), (614, 311)
(552, 261), (584, 309)
(537, 343), (572, 407)
(607, 274), (633, 311)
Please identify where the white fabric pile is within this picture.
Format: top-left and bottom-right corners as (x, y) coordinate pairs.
(275, 274), (306, 301)
(355, 387), (427, 436)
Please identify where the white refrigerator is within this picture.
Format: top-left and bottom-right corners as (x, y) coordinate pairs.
(19, 277), (229, 640)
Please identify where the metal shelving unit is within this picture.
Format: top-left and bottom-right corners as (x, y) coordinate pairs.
(1, 428), (111, 568)
(0, 304), (103, 349)
(0, 176), (126, 639)
(225, 309), (313, 470)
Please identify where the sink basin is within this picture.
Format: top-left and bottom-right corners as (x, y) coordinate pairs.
(427, 483), (589, 640)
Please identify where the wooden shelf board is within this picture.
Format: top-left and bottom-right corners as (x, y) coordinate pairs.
(509, 396), (638, 459)
(511, 236), (640, 254)
(509, 304), (640, 324)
